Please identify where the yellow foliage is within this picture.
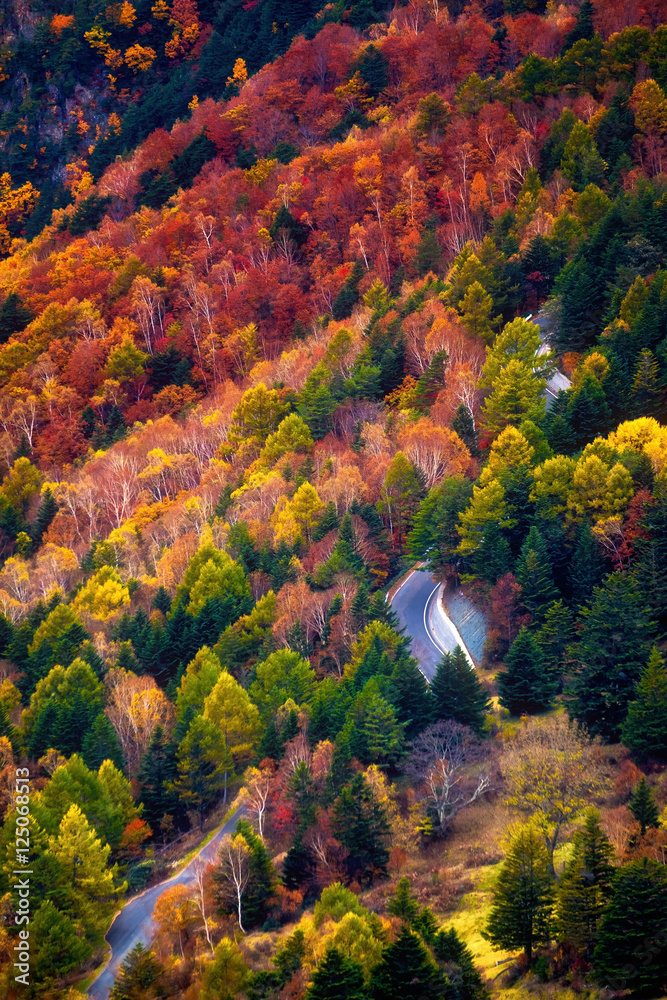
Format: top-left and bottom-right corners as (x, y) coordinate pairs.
(124, 44), (156, 72)
(0, 173), (39, 254)
(106, 1), (137, 27)
(73, 566), (130, 621)
(151, 0), (169, 17)
(226, 57), (248, 88)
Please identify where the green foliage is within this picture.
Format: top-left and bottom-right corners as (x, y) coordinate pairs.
(497, 628), (553, 715)
(570, 572), (655, 742)
(622, 647), (667, 759)
(484, 824), (554, 966)
(110, 944), (174, 1000)
(172, 715), (233, 831)
(332, 772), (391, 884)
(307, 947), (367, 1000)
(594, 858), (667, 995)
(370, 927), (447, 1000)
(431, 646), (489, 733)
(556, 808), (614, 953)
(628, 776), (660, 836)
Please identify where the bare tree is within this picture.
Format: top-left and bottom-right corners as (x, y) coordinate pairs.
(215, 834), (251, 933)
(189, 859), (215, 953)
(407, 721), (492, 836)
(243, 766), (272, 840)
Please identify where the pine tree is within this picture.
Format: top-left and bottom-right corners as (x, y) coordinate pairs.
(432, 928), (489, 1000)
(172, 716), (233, 831)
(0, 612), (13, 656)
(535, 600), (573, 686)
(571, 572), (655, 741)
(431, 646), (489, 733)
(234, 819), (277, 928)
(137, 725), (178, 835)
(484, 824), (554, 967)
(569, 519), (606, 606)
(594, 859), (667, 996)
(556, 809), (614, 954)
(0, 291), (31, 344)
(30, 486), (58, 550)
(152, 586), (172, 615)
(516, 527), (558, 625)
(313, 501), (340, 542)
(635, 477), (667, 626)
(388, 656), (433, 738)
(370, 928), (447, 1000)
(631, 348), (662, 416)
(110, 943), (172, 1000)
(332, 772), (391, 884)
(363, 690), (406, 768)
(387, 876), (419, 923)
(562, 0), (594, 51)
(307, 947), (367, 1000)
(451, 403), (479, 457)
(629, 777), (660, 836)
(497, 628), (553, 715)
(622, 647), (667, 759)
(81, 713), (125, 772)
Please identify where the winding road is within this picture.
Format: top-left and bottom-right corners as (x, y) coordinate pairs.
(390, 566), (472, 681)
(88, 568), (470, 997)
(87, 807), (243, 1000)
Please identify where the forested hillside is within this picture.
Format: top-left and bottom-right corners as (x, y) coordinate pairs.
(0, 1), (667, 998)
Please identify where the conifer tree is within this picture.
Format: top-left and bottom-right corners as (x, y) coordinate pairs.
(635, 476), (667, 625)
(569, 519), (606, 606)
(307, 947), (367, 1000)
(556, 809), (614, 954)
(332, 772), (391, 884)
(82, 713), (125, 773)
(484, 824), (554, 967)
(388, 655), (433, 738)
(628, 777), (660, 836)
(110, 944), (172, 1000)
(433, 928), (489, 1000)
(594, 858), (667, 996)
(431, 646), (489, 733)
(370, 927), (447, 1000)
(516, 526), (558, 625)
(622, 646), (667, 759)
(497, 628), (553, 715)
(535, 600), (573, 686)
(137, 725), (179, 836)
(30, 486), (58, 550)
(571, 572), (655, 741)
(172, 716), (233, 831)
(387, 876), (419, 923)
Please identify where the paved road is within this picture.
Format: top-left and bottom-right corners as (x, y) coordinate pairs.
(391, 567), (464, 681)
(88, 807), (243, 1000)
(528, 311), (572, 406)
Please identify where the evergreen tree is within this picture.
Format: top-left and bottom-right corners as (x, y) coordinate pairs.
(570, 573), (655, 742)
(370, 928), (447, 1000)
(306, 947), (367, 1000)
(408, 476), (474, 578)
(451, 404), (479, 457)
(497, 628), (553, 715)
(0, 612), (13, 656)
(628, 777), (660, 837)
(234, 819), (277, 928)
(332, 772), (391, 884)
(388, 655), (433, 738)
(137, 725), (179, 836)
(635, 477), (667, 625)
(313, 501), (340, 542)
(172, 716), (233, 831)
(622, 647), (667, 759)
(387, 876), (419, 923)
(534, 599), (573, 686)
(152, 586), (172, 616)
(431, 646), (489, 734)
(562, 0), (594, 51)
(433, 928), (489, 1000)
(110, 943), (173, 1000)
(569, 519), (606, 606)
(363, 689), (406, 768)
(0, 291), (31, 344)
(484, 824), (554, 967)
(81, 713), (125, 772)
(556, 809), (614, 954)
(594, 859), (667, 996)
(516, 526), (558, 625)
(29, 486), (58, 550)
